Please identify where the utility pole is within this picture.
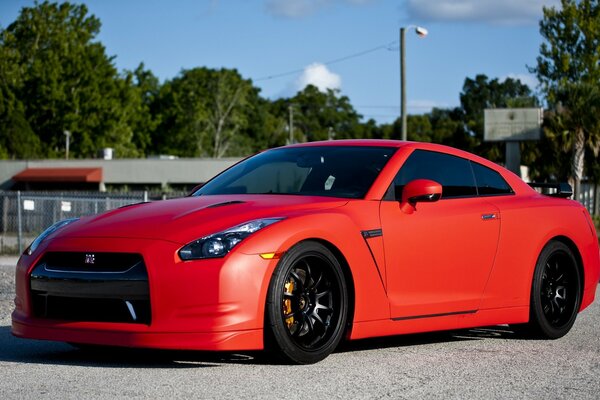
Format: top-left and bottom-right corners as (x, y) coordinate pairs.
(400, 26), (428, 142)
(400, 27), (407, 141)
(64, 130), (71, 160)
(288, 105), (294, 145)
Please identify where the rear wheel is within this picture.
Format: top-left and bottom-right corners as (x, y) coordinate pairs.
(515, 240), (581, 338)
(265, 241), (348, 364)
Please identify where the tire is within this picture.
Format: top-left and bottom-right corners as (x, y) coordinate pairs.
(516, 240), (581, 339)
(265, 241), (348, 364)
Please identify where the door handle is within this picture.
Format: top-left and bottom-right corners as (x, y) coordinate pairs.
(481, 213), (498, 221)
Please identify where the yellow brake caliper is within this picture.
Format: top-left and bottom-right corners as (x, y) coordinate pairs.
(283, 280), (294, 329)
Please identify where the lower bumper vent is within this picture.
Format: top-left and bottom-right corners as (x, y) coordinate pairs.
(30, 252), (151, 325)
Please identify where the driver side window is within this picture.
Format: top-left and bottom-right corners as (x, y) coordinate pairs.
(387, 150), (477, 201)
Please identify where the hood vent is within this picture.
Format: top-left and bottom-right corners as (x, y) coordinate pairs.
(206, 200), (246, 209)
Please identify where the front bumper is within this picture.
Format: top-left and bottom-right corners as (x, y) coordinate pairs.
(11, 317), (263, 351)
(12, 236), (277, 351)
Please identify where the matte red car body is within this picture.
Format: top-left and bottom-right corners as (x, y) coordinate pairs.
(12, 140), (600, 351)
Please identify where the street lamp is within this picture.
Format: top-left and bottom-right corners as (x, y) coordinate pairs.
(64, 130), (71, 160)
(400, 25), (428, 141)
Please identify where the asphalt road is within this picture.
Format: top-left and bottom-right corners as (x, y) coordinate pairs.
(0, 257), (599, 400)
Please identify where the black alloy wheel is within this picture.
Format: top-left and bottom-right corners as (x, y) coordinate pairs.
(265, 241), (348, 364)
(519, 240), (581, 339)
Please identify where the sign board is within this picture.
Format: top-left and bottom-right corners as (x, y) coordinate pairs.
(61, 201), (72, 212)
(484, 108), (543, 142)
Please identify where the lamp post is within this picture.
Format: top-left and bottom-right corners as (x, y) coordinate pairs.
(288, 105), (294, 145)
(64, 130), (71, 160)
(400, 25), (428, 141)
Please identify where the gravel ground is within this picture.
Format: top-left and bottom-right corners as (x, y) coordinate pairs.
(0, 257), (17, 319)
(0, 258), (599, 400)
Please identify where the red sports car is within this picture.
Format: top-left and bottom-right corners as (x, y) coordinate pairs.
(12, 140), (600, 364)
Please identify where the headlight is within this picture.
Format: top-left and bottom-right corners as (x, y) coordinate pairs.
(179, 218), (284, 260)
(26, 218), (79, 256)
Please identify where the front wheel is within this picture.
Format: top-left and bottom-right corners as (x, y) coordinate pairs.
(516, 240), (581, 339)
(265, 241), (348, 364)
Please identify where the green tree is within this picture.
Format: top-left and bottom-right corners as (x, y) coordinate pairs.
(154, 67), (260, 157)
(123, 63), (160, 156)
(532, 0), (600, 195)
(530, 83), (600, 184)
(286, 85), (362, 142)
(0, 22), (42, 158)
(353, 118), (385, 140)
(246, 97), (288, 150)
(459, 74), (538, 161)
(428, 107), (475, 149)
(383, 106), (477, 151)
(0, 1), (140, 158)
(404, 111), (471, 146)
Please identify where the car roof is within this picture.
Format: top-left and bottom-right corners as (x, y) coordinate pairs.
(282, 139), (533, 196)
(286, 139), (407, 148)
(285, 139), (496, 169)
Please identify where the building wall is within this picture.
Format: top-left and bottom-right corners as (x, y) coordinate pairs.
(0, 158), (242, 190)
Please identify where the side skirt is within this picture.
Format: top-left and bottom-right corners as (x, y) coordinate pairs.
(349, 306), (530, 340)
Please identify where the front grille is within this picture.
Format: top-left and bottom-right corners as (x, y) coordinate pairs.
(30, 252), (151, 324)
(40, 252), (142, 273)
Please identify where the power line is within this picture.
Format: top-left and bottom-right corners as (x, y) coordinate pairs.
(254, 40), (399, 82)
(360, 114), (400, 118)
(356, 105), (444, 109)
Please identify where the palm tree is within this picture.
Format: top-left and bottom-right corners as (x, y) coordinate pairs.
(543, 82), (600, 199)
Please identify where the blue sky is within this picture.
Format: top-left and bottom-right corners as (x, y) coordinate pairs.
(0, 0), (558, 124)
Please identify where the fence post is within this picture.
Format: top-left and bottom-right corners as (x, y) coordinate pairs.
(17, 190), (22, 254)
(2, 193), (8, 234)
(592, 184), (600, 215)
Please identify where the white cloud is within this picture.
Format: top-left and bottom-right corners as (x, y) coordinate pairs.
(265, 0), (375, 19)
(502, 73), (538, 90)
(405, 0), (560, 25)
(295, 63), (342, 92)
(265, 0), (325, 18)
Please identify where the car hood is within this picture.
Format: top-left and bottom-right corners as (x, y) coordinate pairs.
(57, 194), (348, 244)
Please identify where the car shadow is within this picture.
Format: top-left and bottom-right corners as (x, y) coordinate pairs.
(0, 324), (523, 367)
(0, 325), (255, 368)
(336, 325), (520, 353)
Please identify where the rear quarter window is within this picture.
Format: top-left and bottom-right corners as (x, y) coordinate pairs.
(471, 162), (513, 196)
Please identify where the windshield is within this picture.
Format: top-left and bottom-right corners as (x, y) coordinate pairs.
(195, 146), (396, 199)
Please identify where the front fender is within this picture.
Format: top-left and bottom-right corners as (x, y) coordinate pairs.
(237, 207), (390, 324)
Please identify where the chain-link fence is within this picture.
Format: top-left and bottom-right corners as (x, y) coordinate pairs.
(1, 183), (599, 255)
(579, 182), (600, 216)
(0, 190), (186, 254)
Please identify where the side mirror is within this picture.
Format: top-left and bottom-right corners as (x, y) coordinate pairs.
(400, 179), (442, 214)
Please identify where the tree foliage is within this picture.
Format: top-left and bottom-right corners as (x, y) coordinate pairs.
(375, 75), (536, 163)
(153, 67), (261, 157)
(459, 74), (538, 161)
(534, 0), (600, 98)
(533, 0), (600, 191)
(0, 1), (147, 158)
(288, 85), (362, 142)
(0, 10), (42, 159)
